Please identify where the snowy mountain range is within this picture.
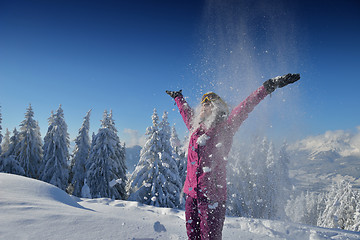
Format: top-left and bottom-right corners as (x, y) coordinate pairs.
(287, 127), (360, 192)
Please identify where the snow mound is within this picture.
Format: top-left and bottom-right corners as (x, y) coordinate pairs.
(0, 173), (84, 209)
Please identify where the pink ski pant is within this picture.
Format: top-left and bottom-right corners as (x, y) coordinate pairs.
(185, 195), (226, 240)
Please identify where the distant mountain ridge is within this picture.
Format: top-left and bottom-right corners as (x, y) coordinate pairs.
(287, 127), (360, 192)
(289, 129), (360, 160)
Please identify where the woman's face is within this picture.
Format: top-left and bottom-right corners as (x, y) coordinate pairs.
(200, 102), (213, 120)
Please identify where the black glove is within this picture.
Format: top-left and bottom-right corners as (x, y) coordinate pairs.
(263, 73), (300, 93)
(166, 90), (183, 99)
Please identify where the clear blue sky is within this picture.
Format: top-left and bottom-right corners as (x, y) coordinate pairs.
(1, 0), (359, 146)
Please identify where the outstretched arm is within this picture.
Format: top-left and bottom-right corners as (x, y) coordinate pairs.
(227, 85), (268, 133)
(227, 73), (300, 133)
(166, 90), (194, 130)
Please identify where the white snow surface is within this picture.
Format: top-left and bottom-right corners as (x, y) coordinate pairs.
(1, 173), (360, 240)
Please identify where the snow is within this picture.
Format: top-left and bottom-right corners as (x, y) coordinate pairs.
(1, 173), (360, 240)
(196, 134), (210, 146)
(109, 178), (123, 187)
(208, 202), (219, 209)
(202, 166), (212, 173)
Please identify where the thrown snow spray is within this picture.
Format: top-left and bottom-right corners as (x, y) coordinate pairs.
(193, 0), (304, 143)
(190, 0), (305, 219)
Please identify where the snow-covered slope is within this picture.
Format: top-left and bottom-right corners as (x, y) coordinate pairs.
(1, 173), (359, 240)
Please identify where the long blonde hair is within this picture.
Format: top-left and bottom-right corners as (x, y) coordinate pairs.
(191, 93), (229, 131)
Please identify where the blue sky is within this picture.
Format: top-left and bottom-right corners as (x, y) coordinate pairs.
(0, 0), (359, 146)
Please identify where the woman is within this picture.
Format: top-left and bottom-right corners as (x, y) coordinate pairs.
(166, 73), (300, 240)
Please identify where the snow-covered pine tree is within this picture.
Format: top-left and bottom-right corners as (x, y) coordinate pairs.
(226, 143), (250, 217)
(127, 109), (182, 208)
(42, 111), (55, 156)
(16, 104), (43, 179)
(81, 132), (96, 198)
(274, 141), (292, 219)
(0, 128), (24, 175)
(69, 109), (91, 197)
(0, 105), (2, 155)
(227, 136), (290, 219)
(86, 110), (127, 200)
(107, 109), (127, 197)
(5, 128), (21, 157)
(260, 140), (292, 220)
(40, 105), (69, 190)
(285, 191), (326, 226)
(246, 137), (271, 219)
(317, 180), (360, 230)
(39, 111), (54, 179)
(1, 128), (11, 155)
(351, 195), (360, 232)
(157, 111), (182, 207)
(262, 140), (277, 219)
(170, 124), (187, 208)
(170, 125), (187, 185)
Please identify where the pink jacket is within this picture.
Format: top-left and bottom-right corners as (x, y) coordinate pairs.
(175, 85), (268, 202)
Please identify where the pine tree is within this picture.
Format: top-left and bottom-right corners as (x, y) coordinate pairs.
(1, 128), (11, 155)
(170, 124), (187, 207)
(81, 132), (96, 198)
(5, 128), (20, 157)
(274, 141), (292, 219)
(40, 105), (69, 190)
(285, 191), (325, 226)
(351, 195), (360, 232)
(127, 110), (181, 208)
(247, 137), (270, 218)
(318, 180), (360, 230)
(158, 111), (182, 207)
(259, 141), (278, 219)
(226, 149), (248, 217)
(0, 106), (2, 155)
(69, 110), (91, 197)
(0, 128), (24, 175)
(16, 104), (43, 179)
(170, 125), (187, 185)
(42, 111), (55, 156)
(86, 110), (127, 199)
(227, 136), (290, 219)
